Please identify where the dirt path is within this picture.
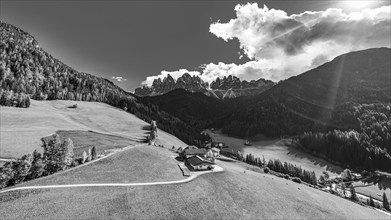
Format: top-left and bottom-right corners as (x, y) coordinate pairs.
(0, 166), (223, 194)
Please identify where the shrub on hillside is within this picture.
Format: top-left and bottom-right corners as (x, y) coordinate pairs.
(86, 149), (92, 162)
(81, 151), (87, 164)
(91, 146), (97, 160)
(264, 167), (270, 173)
(292, 177), (302, 184)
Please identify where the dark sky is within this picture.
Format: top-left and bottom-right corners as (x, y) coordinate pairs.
(1, 0), (389, 91)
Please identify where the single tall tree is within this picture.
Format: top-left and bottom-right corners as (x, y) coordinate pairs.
(383, 192), (390, 211)
(91, 146), (97, 160)
(350, 185), (358, 201)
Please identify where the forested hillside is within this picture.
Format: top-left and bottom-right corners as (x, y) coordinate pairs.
(141, 89), (233, 129)
(0, 21), (207, 146)
(222, 48), (391, 138)
(296, 103), (391, 172)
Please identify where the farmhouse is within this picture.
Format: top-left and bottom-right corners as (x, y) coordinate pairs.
(184, 145), (198, 150)
(211, 147), (220, 157)
(186, 155), (214, 171)
(181, 148), (207, 159)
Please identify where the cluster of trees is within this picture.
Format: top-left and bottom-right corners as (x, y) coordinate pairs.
(0, 89), (30, 107)
(366, 193), (390, 211)
(296, 103), (391, 172)
(0, 134), (74, 188)
(220, 150), (317, 185)
(266, 159), (318, 185)
(0, 21), (209, 147)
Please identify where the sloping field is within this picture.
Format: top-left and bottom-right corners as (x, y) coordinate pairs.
(56, 130), (134, 157)
(0, 158), (388, 219)
(208, 130), (344, 177)
(0, 100), (187, 158)
(16, 145), (184, 186)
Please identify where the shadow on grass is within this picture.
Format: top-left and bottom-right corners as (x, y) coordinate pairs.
(282, 142), (344, 175)
(216, 157), (237, 163)
(142, 125), (151, 131)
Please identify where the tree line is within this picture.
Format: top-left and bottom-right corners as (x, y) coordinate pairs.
(296, 103), (391, 172)
(0, 134), (74, 188)
(220, 150), (317, 185)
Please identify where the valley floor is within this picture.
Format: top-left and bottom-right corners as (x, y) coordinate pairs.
(1, 100), (389, 219)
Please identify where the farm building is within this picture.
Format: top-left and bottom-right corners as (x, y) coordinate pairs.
(184, 145), (198, 150)
(185, 155), (214, 171)
(211, 147), (220, 157)
(181, 148), (207, 159)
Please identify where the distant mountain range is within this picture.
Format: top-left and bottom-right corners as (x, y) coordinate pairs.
(1, 21), (390, 141)
(135, 74), (275, 99)
(144, 47), (391, 138)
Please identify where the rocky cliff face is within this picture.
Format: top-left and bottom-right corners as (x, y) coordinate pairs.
(135, 73), (275, 99)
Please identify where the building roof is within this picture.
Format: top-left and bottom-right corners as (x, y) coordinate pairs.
(183, 148), (207, 155)
(187, 155), (214, 166)
(211, 147), (220, 152)
(184, 145), (198, 150)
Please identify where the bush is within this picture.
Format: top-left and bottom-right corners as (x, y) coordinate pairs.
(264, 167), (270, 173)
(91, 146), (97, 160)
(81, 151), (87, 164)
(292, 177), (302, 183)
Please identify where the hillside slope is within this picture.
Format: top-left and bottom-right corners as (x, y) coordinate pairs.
(0, 100), (187, 158)
(222, 48), (391, 137)
(0, 158), (388, 219)
(0, 21), (206, 146)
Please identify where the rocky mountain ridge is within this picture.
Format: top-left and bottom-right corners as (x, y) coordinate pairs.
(135, 73), (275, 99)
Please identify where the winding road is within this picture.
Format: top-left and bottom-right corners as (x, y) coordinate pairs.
(0, 142), (224, 195)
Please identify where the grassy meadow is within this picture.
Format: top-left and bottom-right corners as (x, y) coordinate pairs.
(16, 145), (184, 186)
(0, 156), (388, 219)
(0, 100), (187, 159)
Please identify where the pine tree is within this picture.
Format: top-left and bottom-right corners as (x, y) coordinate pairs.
(86, 148), (92, 162)
(81, 151), (88, 164)
(91, 146), (97, 160)
(62, 138), (74, 167)
(383, 192), (390, 211)
(368, 196), (375, 207)
(350, 185), (358, 201)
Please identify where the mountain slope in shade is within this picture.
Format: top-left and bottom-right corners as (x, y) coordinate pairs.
(141, 89), (231, 129)
(0, 21), (207, 146)
(222, 48), (391, 137)
(135, 74), (275, 99)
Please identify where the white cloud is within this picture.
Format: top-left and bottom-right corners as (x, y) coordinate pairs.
(141, 4), (391, 87)
(112, 76), (127, 82)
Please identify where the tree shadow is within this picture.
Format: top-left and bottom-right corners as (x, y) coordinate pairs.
(216, 157), (237, 163)
(142, 125), (151, 131)
(285, 144), (344, 174)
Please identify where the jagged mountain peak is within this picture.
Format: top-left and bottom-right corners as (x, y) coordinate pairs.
(135, 74), (275, 99)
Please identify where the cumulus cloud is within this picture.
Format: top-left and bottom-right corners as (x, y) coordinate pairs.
(112, 76), (127, 82)
(141, 3), (390, 86)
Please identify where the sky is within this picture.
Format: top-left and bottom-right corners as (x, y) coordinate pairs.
(1, 0), (390, 91)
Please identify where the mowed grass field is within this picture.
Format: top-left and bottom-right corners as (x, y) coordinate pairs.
(56, 130), (134, 158)
(208, 130), (344, 177)
(0, 156), (388, 219)
(16, 145), (184, 186)
(0, 100), (187, 158)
